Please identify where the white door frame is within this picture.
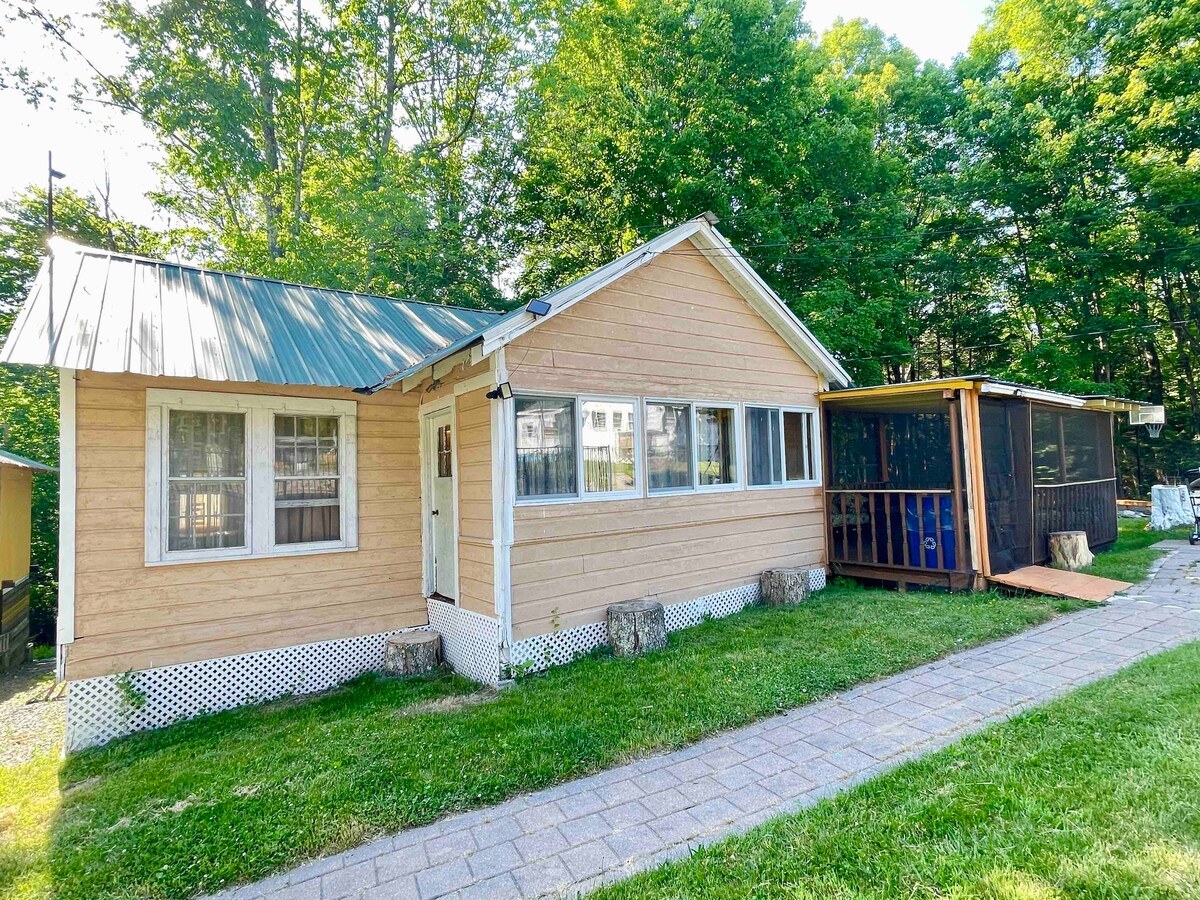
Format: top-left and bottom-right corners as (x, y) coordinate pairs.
(420, 398), (460, 603)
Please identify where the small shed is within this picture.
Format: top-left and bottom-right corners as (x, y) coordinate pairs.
(819, 377), (1146, 589)
(0, 449), (56, 671)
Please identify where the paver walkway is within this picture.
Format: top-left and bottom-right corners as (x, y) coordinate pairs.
(214, 543), (1200, 900)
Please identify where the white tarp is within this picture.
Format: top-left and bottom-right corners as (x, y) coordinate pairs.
(1150, 484), (1194, 530)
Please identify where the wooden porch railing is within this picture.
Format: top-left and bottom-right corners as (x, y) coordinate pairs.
(827, 488), (967, 574)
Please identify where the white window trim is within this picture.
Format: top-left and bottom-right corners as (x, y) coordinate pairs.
(145, 389), (358, 566)
(744, 404), (823, 490)
(693, 401), (744, 493)
(579, 394), (642, 501)
(644, 397), (697, 496)
(513, 391), (644, 506)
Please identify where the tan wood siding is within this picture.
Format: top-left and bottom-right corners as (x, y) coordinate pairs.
(67, 370), (469, 679)
(455, 386), (493, 615)
(507, 242), (825, 638)
(0, 466), (34, 584)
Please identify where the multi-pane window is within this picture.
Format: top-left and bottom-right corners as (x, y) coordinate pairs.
(167, 411), (247, 551)
(274, 415), (341, 545)
(696, 406), (737, 487)
(582, 399), (636, 494)
(645, 402), (693, 491)
(436, 424), (452, 478)
(747, 407), (818, 486)
(148, 391), (357, 563)
(515, 397), (577, 498)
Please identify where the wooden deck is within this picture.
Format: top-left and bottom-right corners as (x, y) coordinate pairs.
(988, 566), (1132, 603)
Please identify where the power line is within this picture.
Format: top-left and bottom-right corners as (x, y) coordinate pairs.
(840, 317), (1200, 365)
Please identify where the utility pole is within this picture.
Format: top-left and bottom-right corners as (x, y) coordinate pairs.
(47, 151), (66, 237)
(47, 152), (66, 349)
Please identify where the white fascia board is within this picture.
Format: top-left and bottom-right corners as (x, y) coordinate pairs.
(978, 382), (1087, 407)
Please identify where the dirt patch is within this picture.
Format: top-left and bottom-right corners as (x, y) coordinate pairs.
(395, 689), (499, 717)
(0, 659), (65, 767)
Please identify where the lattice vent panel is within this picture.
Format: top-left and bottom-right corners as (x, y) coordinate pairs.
(64, 626), (426, 751)
(426, 601), (502, 685)
(509, 620), (609, 673)
(508, 574), (821, 676)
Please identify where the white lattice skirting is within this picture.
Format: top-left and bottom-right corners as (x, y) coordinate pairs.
(65, 571), (824, 751)
(64, 626), (429, 751)
(508, 568), (827, 675)
(425, 600), (502, 687)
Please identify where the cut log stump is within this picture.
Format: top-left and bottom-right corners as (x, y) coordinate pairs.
(607, 599), (667, 657)
(1049, 530), (1094, 571)
(383, 632), (442, 677)
(761, 567), (812, 606)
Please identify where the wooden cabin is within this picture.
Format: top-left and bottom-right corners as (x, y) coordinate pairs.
(0, 449), (55, 671)
(819, 377), (1145, 589)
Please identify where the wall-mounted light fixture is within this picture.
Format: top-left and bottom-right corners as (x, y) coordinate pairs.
(526, 298), (552, 317)
(486, 382), (513, 400)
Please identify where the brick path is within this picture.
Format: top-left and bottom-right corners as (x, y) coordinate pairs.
(213, 543), (1200, 900)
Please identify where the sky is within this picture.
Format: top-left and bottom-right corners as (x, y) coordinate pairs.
(0, 0), (991, 230)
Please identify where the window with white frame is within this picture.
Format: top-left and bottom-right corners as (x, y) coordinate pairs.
(515, 396), (577, 498)
(582, 399), (636, 495)
(746, 406), (819, 486)
(515, 395), (639, 500)
(645, 401), (693, 492)
(147, 390), (358, 563)
(696, 405), (738, 488)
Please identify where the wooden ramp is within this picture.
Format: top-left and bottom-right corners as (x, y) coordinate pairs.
(988, 566), (1133, 603)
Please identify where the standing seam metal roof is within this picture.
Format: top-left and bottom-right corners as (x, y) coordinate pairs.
(0, 239), (504, 390)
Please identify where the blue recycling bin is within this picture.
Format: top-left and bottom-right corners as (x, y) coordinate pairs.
(904, 495), (957, 570)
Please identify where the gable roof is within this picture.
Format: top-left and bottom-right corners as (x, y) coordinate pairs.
(0, 448), (56, 473)
(0, 239), (503, 390)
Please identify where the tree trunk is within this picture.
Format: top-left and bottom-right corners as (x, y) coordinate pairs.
(1049, 531), (1094, 571)
(607, 599), (667, 657)
(383, 632), (442, 676)
(761, 567), (812, 606)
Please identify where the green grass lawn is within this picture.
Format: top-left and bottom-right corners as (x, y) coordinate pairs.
(1080, 518), (1192, 583)
(2, 587), (1080, 900)
(591, 639), (1200, 900)
(0, 522), (1176, 899)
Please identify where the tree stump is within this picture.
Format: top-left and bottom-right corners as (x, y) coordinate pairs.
(761, 567), (811, 606)
(383, 632), (442, 676)
(1049, 531), (1094, 571)
(607, 599), (667, 657)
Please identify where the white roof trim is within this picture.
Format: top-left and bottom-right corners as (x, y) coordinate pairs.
(978, 381), (1087, 408)
(478, 219), (852, 388)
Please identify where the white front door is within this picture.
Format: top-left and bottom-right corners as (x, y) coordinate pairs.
(425, 408), (457, 600)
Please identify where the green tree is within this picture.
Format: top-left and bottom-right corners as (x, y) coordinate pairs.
(0, 186), (161, 643)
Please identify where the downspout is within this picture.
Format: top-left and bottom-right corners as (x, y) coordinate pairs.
(56, 368), (76, 681)
(490, 348), (515, 670)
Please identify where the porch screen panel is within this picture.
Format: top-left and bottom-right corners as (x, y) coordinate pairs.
(167, 410), (247, 551)
(274, 415), (341, 544)
(515, 397), (577, 498)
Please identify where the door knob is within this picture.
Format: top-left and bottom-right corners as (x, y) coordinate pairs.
(431, 509), (440, 516)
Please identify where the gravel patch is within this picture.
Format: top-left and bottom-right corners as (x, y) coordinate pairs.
(0, 658), (65, 766)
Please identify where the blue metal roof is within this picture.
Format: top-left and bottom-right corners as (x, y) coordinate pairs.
(0, 449), (56, 472)
(0, 240), (503, 390)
